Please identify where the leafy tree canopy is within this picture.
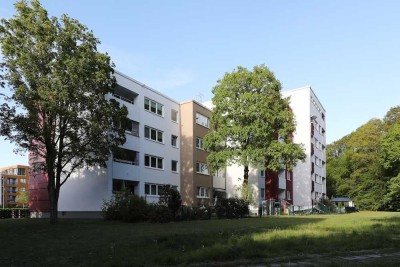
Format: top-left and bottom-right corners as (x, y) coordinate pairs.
(203, 65), (305, 183)
(0, 0), (128, 223)
(327, 112), (400, 211)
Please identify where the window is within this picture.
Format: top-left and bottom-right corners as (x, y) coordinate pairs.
(145, 154), (163, 169)
(145, 183), (165, 196)
(171, 109), (178, 122)
(287, 190), (291, 200)
(20, 187), (26, 192)
(114, 148), (139, 165)
(17, 168), (26, 176)
(144, 98), (163, 116)
(112, 179), (136, 194)
(7, 178), (17, 185)
(195, 112), (209, 128)
(144, 126), (163, 143)
(171, 135), (178, 147)
(7, 187), (17, 193)
(20, 178), (27, 183)
(196, 162), (209, 175)
(260, 170), (265, 178)
(171, 160), (178, 172)
(195, 137), (203, 149)
(123, 119), (139, 136)
(260, 188), (265, 198)
(197, 187), (209, 198)
(7, 195), (16, 202)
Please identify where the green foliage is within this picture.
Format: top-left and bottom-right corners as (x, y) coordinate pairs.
(384, 174), (400, 211)
(0, 0), (128, 223)
(180, 206), (211, 220)
(379, 124), (400, 176)
(158, 185), (182, 220)
(101, 192), (147, 222)
(215, 197), (249, 219)
(0, 208), (30, 219)
(15, 190), (29, 208)
(327, 107), (400, 211)
(235, 178), (256, 205)
(203, 65), (305, 183)
(147, 204), (172, 223)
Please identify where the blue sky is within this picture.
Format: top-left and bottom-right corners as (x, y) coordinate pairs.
(1, 0), (400, 166)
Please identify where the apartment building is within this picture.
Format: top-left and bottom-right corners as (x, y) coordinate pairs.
(28, 69), (325, 217)
(282, 86), (326, 207)
(0, 165), (29, 207)
(30, 71), (181, 217)
(180, 100), (215, 206)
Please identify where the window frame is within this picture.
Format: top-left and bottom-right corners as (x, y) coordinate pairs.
(144, 126), (164, 144)
(171, 109), (178, 123)
(144, 97), (164, 117)
(171, 160), (178, 172)
(195, 112), (210, 128)
(196, 162), (209, 175)
(144, 154), (164, 170)
(195, 137), (203, 150)
(171, 135), (178, 148)
(197, 187), (209, 198)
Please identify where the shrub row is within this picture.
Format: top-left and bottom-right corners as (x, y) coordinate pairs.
(0, 208), (30, 219)
(215, 197), (249, 219)
(102, 190), (250, 223)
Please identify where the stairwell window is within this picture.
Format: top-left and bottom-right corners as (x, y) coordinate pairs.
(196, 162), (209, 175)
(171, 160), (178, 172)
(196, 137), (203, 149)
(171, 109), (178, 123)
(144, 97), (163, 116)
(171, 135), (178, 148)
(196, 113), (210, 128)
(197, 187), (209, 198)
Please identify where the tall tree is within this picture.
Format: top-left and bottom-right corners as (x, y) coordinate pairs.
(203, 65), (305, 184)
(379, 124), (400, 177)
(0, 0), (128, 223)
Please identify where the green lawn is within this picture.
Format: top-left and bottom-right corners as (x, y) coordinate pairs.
(1, 212), (400, 266)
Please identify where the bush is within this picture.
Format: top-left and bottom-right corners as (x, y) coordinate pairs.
(179, 206), (211, 221)
(147, 204), (172, 223)
(101, 191), (147, 222)
(158, 185), (182, 221)
(215, 197), (249, 219)
(0, 208), (29, 219)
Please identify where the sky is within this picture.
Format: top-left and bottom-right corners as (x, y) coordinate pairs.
(1, 0), (400, 167)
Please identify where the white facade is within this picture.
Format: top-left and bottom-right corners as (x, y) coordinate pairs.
(224, 165), (265, 214)
(282, 86), (326, 207)
(58, 71), (181, 212)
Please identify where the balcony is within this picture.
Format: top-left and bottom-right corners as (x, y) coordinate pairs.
(114, 148), (139, 165)
(112, 85), (138, 105)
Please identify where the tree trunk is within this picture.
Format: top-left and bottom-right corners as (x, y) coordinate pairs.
(48, 170), (59, 224)
(49, 187), (59, 224)
(243, 165), (249, 184)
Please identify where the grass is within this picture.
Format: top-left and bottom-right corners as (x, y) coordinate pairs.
(1, 212), (400, 266)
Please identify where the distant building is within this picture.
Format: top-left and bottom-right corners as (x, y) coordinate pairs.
(0, 165), (30, 207)
(282, 86), (327, 207)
